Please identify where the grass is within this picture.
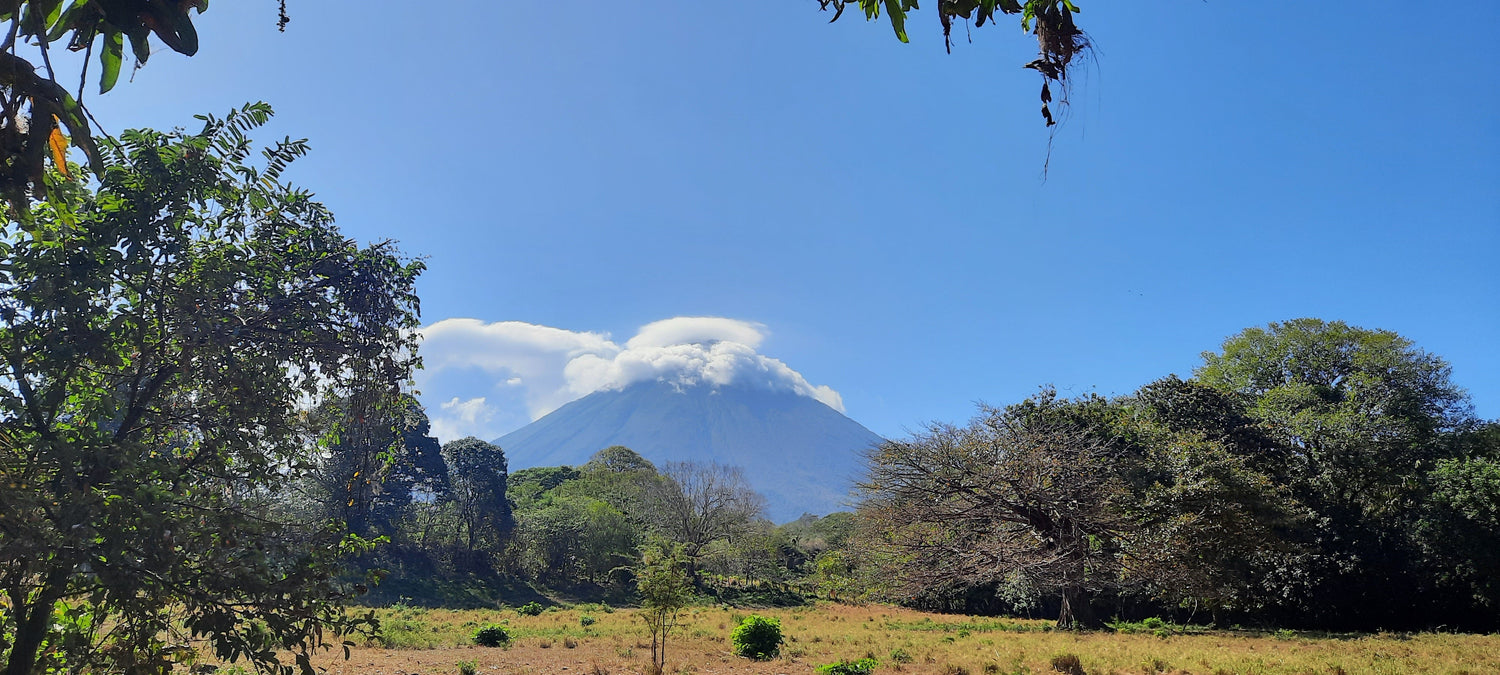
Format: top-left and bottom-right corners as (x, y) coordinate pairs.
(317, 602), (1497, 674)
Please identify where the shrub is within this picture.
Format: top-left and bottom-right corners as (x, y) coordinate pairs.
(580, 614), (597, 627)
(730, 614), (783, 660)
(457, 660), (478, 675)
(473, 624), (510, 647)
(889, 648), (913, 664)
(816, 658), (879, 675)
(1050, 653), (1085, 675)
(517, 601), (544, 616)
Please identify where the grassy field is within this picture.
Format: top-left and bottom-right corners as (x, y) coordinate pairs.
(274, 602), (1500, 675)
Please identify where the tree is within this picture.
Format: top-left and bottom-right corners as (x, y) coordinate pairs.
(645, 461), (766, 575)
(1196, 318), (1483, 628)
(0, 104), (421, 674)
(635, 538), (692, 675)
(861, 391), (1140, 628)
(1122, 376), (1307, 620)
(441, 437), (514, 566)
(819, 0), (1091, 126)
(312, 396), (449, 538)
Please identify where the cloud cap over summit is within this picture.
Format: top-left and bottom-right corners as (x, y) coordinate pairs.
(417, 316), (844, 442)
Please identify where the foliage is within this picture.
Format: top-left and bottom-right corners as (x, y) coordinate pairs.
(729, 614), (782, 660)
(817, 0), (1090, 126)
(635, 539), (693, 672)
(442, 436), (514, 566)
(1197, 318), (1486, 628)
(472, 624), (510, 647)
(580, 614), (596, 627)
(0, 103), (421, 674)
(0, 1), (293, 207)
(816, 657), (880, 675)
(516, 602), (544, 617)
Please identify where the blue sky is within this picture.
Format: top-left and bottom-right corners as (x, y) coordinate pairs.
(88, 2), (1498, 440)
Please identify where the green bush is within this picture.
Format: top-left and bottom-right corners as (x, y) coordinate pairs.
(457, 660), (478, 675)
(580, 614), (597, 627)
(889, 648), (913, 664)
(472, 624), (510, 647)
(730, 614), (783, 660)
(516, 601), (544, 616)
(816, 658), (879, 675)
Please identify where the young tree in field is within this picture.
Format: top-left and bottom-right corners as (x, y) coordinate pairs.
(635, 539), (692, 675)
(861, 391), (1135, 628)
(0, 104), (422, 675)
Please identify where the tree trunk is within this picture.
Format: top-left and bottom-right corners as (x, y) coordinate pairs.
(5, 576), (60, 675)
(1056, 584), (1095, 630)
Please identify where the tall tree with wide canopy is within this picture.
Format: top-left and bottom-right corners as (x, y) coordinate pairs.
(0, 103), (422, 675)
(1196, 318), (1483, 627)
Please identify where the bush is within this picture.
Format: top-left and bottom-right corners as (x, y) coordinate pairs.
(473, 624), (510, 647)
(457, 660), (478, 675)
(889, 648), (913, 663)
(580, 614), (597, 627)
(517, 601), (544, 616)
(730, 614), (783, 660)
(816, 658), (879, 675)
(1049, 653), (1085, 675)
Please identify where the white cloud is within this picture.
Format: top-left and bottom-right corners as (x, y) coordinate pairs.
(415, 316), (844, 441)
(429, 396), (497, 442)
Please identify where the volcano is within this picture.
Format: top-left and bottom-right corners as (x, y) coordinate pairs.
(493, 380), (883, 522)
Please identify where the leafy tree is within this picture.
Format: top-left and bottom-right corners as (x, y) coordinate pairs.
(0, 104), (421, 675)
(635, 538), (692, 674)
(312, 395), (449, 538)
(1123, 376), (1307, 619)
(441, 437), (514, 565)
(585, 445), (656, 474)
(1196, 318), (1481, 627)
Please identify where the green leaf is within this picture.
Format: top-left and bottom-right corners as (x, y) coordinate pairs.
(98, 29), (122, 93)
(1061, 0), (1080, 12)
(883, 0), (908, 42)
(127, 29), (151, 65)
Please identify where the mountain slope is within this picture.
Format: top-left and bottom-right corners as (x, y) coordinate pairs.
(494, 381), (883, 521)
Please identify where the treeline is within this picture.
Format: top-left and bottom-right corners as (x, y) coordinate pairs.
(848, 319), (1500, 632)
(315, 319), (1498, 632)
(304, 419), (851, 606)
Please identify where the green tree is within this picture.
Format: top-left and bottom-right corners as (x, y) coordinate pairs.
(0, 104), (421, 675)
(1196, 318), (1483, 628)
(635, 538), (692, 674)
(313, 396), (449, 538)
(441, 437), (513, 567)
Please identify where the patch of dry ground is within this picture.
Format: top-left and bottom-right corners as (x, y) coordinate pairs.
(291, 603), (1497, 675)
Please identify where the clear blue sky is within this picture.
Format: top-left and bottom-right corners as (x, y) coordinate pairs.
(89, 2), (1498, 440)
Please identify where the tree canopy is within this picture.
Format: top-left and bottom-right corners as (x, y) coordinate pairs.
(0, 103), (421, 675)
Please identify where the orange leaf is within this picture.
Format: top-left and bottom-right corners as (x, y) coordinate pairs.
(48, 116), (70, 179)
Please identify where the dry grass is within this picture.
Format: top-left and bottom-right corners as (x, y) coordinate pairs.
(297, 603), (1497, 675)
